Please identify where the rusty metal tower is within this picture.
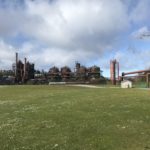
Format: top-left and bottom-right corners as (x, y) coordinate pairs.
(110, 59), (119, 85)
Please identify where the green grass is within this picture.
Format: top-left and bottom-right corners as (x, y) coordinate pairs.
(0, 85), (150, 150)
(133, 82), (147, 88)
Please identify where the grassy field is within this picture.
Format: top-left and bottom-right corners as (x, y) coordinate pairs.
(0, 85), (150, 150)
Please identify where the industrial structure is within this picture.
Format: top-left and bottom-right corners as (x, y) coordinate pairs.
(121, 80), (132, 88)
(48, 66), (60, 81)
(47, 62), (102, 83)
(61, 66), (72, 81)
(2, 53), (102, 84)
(1, 52), (150, 87)
(0, 52), (103, 84)
(14, 53), (35, 83)
(122, 69), (150, 88)
(110, 59), (119, 85)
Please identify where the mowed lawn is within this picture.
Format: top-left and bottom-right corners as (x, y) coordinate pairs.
(0, 85), (150, 150)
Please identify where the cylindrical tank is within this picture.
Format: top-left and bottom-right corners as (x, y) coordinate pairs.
(61, 66), (71, 80)
(90, 66), (100, 73)
(49, 66), (60, 81)
(49, 67), (59, 74)
(61, 66), (71, 74)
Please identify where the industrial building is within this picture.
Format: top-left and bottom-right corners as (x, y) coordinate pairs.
(47, 62), (102, 83)
(0, 52), (103, 84)
(121, 80), (132, 88)
(121, 69), (150, 88)
(13, 53), (35, 83)
(1, 52), (149, 87)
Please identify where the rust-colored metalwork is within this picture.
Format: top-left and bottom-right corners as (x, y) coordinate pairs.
(49, 66), (60, 81)
(88, 66), (100, 79)
(122, 69), (150, 76)
(15, 53), (35, 83)
(110, 59), (119, 85)
(77, 66), (87, 80)
(61, 66), (71, 81)
(16, 60), (24, 82)
(74, 62), (101, 82)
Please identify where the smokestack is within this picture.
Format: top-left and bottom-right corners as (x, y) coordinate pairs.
(110, 59), (116, 85)
(16, 52), (18, 64)
(24, 57), (27, 81)
(15, 52), (18, 78)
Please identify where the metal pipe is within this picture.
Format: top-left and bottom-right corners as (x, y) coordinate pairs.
(122, 69), (150, 76)
(110, 60), (116, 85)
(122, 75), (146, 77)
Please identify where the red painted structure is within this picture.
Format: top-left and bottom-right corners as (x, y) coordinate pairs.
(110, 59), (119, 85)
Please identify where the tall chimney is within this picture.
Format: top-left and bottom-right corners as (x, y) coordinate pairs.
(110, 59), (116, 85)
(15, 52), (18, 78)
(24, 57), (27, 81)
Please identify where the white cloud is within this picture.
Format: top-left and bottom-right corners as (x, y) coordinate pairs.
(0, 0), (130, 71)
(0, 0), (150, 74)
(114, 48), (150, 72)
(21, 0), (129, 50)
(20, 44), (99, 70)
(0, 40), (16, 69)
(131, 26), (150, 40)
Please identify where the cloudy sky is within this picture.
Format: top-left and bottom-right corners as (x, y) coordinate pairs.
(0, 0), (150, 77)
